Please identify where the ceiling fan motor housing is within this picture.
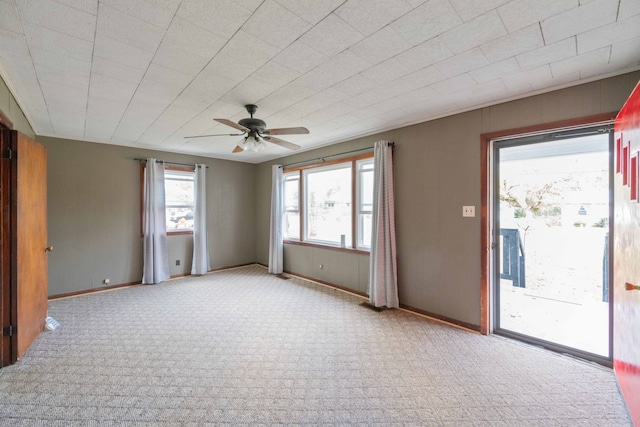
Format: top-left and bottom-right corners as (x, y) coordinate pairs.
(238, 117), (267, 133)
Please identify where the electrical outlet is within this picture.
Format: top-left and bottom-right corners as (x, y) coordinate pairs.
(103, 278), (110, 285)
(462, 206), (475, 217)
(176, 260), (180, 266)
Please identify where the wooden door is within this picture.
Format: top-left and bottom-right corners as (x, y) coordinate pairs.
(0, 119), (11, 367)
(11, 131), (48, 361)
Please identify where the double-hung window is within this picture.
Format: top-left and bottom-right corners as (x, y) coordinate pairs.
(141, 165), (195, 235)
(164, 168), (195, 232)
(284, 154), (374, 251)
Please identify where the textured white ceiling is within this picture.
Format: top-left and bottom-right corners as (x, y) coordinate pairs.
(0, 0), (639, 163)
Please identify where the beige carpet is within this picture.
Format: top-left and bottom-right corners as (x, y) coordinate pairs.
(0, 264), (631, 426)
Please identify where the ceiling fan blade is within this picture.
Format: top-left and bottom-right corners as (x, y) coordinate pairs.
(263, 127), (310, 135)
(263, 135), (300, 150)
(232, 145), (244, 153)
(184, 132), (245, 139)
(214, 118), (250, 132)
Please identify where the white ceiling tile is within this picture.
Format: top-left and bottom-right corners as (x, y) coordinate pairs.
(334, 0), (412, 36)
(30, 46), (91, 76)
(361, 58), (412, 83)
(252, 61), (301, 88)
(201, 52), (257, 83)
(97, 5), (165, 52)
(295, 68), (338, 92)
(332, 74), (378, 96)
(469, 57), (521, 84)
(577, 13), (640, 55)
(91, 56), (146, 84)
(530, 67), (578, 90)
(434, 47), (489, 78)
(87, 96), (128, 120)
(89, 73), (137, 103)
(163, 17), (226, 58)
(35, 61), (90, 88)
(152, 41), (209, 76)
(516, 37), (576, 70)
(0, 29), (29, 56)
(17, 0), (96, 41)
(145, 63), (194, 89)
(431, 73), (477, 94)
(440, 10), (506, 54)
(272, 40), (328, 74)
(170, 84), (220, 113)
(176, 0), (253, 39)
(220, 77), (279, 105)
(497, 0), (577, 33)
(541, 0), (618, 45)
(448, 0), (510, 22)
(481, 24), (544, 63)
(0, 1), (22, 33)
(133, 78), (181, 107)
(394, 65), (444, 91)
(609, 36), (640, 67)
(259, 83), (317, 112)
(243, 1), (311, 49)
(41, 81), (88, 109)
(395, 37), (454, 73)
(619, 0), (640, 19)
(219, 30), (281, 69)
(298, 13), (364, 57)
(317, 49), (369, 83)
(99, 0), (181, 29)
(274, 0), (345, 25)
(500, 64), (550, 92)
(391, 0), (462, 46)
(549, 45), (611, 77)
(50, 110), (86, 135)
(94, 34), (155, 70)
(50, 0), (98, 15)
(0, 51), (37, 85)
(23, 23), (93, 62)
(349, 26), (412, 65)
(84, 116), (119, 141)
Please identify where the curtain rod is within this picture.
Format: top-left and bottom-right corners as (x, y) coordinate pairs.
(134, 158), (208, 168)
(280, 142), (394, 169)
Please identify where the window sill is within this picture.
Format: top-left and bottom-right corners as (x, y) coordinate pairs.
(167, 230), (193, 236)
(284, 239), (370, 255)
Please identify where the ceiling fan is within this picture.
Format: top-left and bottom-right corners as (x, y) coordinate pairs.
(184, 104), (309, 153)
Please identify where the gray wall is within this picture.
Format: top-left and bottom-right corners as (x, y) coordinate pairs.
(255, 71), (640, 328)
(39, 137), (256, 296)
(0, 75), (35, 138)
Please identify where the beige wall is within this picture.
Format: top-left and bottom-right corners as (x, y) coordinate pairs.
(255, 71), (640, 328)
(39, 137), (256, 296)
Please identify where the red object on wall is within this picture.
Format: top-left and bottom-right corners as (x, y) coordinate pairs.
(614, 79), (640, 426)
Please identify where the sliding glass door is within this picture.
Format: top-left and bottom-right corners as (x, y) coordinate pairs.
(493, 126), (613, 361)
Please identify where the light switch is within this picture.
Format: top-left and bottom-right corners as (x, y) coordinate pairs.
(463, 206), (475, 217)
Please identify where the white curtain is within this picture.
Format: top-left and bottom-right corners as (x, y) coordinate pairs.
(268, 165), (284, 274)
(191, 164), (210, 275)
(142, 158), (170, 284)
(368, 141), (399, 308)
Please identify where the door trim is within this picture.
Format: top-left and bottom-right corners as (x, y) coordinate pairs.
(480, 112), (618, 335)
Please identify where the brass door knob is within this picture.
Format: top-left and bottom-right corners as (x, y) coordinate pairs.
(44, 246), (53, 252)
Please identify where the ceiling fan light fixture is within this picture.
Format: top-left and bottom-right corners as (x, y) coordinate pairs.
(240, 135), (266, 152)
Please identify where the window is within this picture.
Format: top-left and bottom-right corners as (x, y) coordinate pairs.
(283, 172), (300, 240)
(165, 168), (195, 232)
(284, 155), (374, 250)
(140, 164), (195, 235)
